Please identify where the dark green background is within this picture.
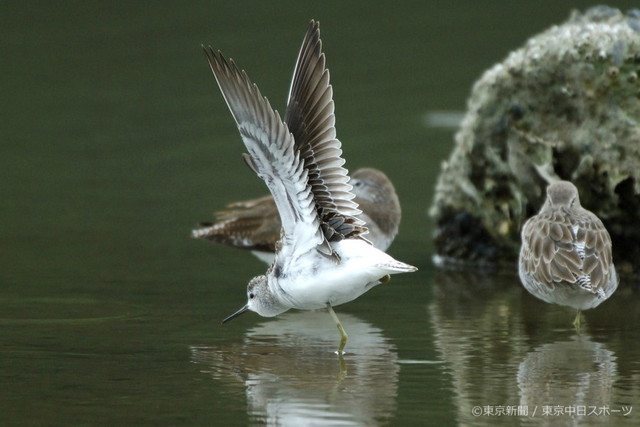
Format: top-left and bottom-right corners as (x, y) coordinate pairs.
(2, 2), (639, 425)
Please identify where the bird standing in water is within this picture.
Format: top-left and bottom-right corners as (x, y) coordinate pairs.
(202, 20), (416, 353)
(519, 180), (618, 330)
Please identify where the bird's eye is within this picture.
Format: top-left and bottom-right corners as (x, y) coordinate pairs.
(354, 181), (362, 187)
(249, 293), (255, 299)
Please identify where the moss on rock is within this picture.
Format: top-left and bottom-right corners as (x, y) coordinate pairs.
(431, 6), (640, 272)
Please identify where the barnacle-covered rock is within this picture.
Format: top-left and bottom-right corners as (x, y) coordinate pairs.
(431, 6), (640, 272)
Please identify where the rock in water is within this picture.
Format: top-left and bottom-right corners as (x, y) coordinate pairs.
(431, 6), (640, 273)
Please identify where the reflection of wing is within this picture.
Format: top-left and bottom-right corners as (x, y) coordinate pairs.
(191, 195), (280, 252)
(190, 311), (399, 426)
(521, 210), (614, 293)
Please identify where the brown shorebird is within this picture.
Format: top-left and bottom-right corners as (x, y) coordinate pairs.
(519, 180), (618, 330)
(192, 167), (401, 264)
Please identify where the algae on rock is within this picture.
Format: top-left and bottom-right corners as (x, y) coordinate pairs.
(431, 6), (640, 271)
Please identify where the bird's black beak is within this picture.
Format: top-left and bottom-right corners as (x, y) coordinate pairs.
(222, 305), (249, 324)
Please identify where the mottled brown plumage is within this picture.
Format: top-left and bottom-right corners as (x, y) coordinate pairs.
(193, 195), (280, 252)
(350, 168), (401, 250)
(519, 181), (618, 327)
(191, 168), (401, 261)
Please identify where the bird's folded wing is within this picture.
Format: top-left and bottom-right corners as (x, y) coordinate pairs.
(191, 195), (280, 251)
(523, 212), (614, 291)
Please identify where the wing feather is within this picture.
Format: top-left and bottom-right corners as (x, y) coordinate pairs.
(522, 209), (614, 294)
(203, 47), (325, 255)
(284, 20), (366, 243)
(191, 195), (280, 251)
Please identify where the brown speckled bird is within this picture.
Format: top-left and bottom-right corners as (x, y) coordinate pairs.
(192, 167), (401, 264)
(519, 180), (618, 330)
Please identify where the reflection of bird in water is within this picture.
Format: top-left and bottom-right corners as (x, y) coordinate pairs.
(200, 20), (416, 353)
(190, 312), (399, 425)
(428, 268), (531, 427)
(192, 167), (401, 264)
(429, 263), (637, 426)
(517, 336), (617, 419)
(519, 181), (618, 330)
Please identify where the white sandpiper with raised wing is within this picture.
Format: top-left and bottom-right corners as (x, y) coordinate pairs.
(202, 20), (416, 353)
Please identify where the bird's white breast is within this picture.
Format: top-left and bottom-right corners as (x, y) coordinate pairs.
(271, 239), (394, 310)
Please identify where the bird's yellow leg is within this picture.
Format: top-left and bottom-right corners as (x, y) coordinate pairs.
(572, 311), (582, 333)
(327, 304), (348, 355)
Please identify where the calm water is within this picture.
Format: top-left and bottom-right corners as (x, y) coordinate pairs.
(2, 1), (640, 425)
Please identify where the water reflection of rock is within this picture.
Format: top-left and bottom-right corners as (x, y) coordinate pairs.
(429, 268), (529, 426)
(430, 268), (640, 426)
(190, 311), (399, 425)
(517, 336), (616, 425)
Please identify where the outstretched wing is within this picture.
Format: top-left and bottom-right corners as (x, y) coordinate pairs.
(203, 20), (367, 261)
(284, 20), (367, 245)
(203, 47), (326, 258)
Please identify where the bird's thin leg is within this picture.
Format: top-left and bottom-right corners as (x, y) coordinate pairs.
(327, 303), (348, 355)
(572, 310), (582, 333)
